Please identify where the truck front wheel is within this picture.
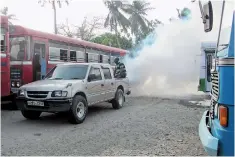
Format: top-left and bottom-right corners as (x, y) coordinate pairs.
(68, 95), (88, 124)
(112, 89), (124, 109)
(21, 110), (42, 120)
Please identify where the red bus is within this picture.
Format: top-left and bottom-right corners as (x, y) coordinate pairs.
(9, 25), (128, 98)
(1, 16), (11, 98)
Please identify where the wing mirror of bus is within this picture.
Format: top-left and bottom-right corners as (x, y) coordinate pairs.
(88, 74), (96, 82)
(202, 1), (213, 32)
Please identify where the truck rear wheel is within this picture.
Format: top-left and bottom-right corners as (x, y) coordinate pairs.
(21, 110), (42, 120)
(68, 95), (88, 124)
(112, 89), (124, 109)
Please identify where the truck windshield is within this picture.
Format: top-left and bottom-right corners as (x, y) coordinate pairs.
(45, 65), (88, 80)
(10, 37), (26, 61)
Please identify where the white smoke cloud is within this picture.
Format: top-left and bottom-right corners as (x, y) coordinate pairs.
(124, 1), (234, 97)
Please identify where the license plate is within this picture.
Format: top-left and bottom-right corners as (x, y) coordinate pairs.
(27, 101), (44, 107)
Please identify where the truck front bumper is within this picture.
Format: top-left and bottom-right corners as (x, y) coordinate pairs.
(199, 110), (219, 156)
(16, 97), (72, 112)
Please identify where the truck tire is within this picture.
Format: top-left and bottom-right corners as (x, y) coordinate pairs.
(112, 88), (124, 109)
(21, 110), (41, 120)
(68, 95), (88, 124)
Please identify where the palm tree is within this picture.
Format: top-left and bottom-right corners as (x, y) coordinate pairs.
(38, 0), (69, 34)
(103, 0), (130, 48)
(122, 1), (154, 38)
(0, 7), (17, 24)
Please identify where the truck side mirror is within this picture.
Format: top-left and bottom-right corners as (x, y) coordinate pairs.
(88, 74), (96, 82)
(202, 1), (213, 32)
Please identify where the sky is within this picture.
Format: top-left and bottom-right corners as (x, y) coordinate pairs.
(1, 0), (190, 34)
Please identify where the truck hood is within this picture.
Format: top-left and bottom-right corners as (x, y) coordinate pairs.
(21, 79), (83, 91)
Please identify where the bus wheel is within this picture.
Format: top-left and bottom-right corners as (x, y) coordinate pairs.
(10, 94), (18, 110)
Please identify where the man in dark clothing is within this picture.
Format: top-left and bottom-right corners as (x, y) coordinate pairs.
(114, 57), (126, 78)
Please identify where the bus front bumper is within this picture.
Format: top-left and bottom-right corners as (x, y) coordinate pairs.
(199, 110), (219, 156)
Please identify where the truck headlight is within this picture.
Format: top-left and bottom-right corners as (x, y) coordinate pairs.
(18, 89), (25, 96)
(51, 91), (67, 97)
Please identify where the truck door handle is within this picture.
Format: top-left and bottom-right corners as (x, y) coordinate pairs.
(101, 84), (104, 87)
(111, 83), (114, 85)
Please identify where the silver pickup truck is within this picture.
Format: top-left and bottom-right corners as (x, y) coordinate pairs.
(16, 63), (131, 124)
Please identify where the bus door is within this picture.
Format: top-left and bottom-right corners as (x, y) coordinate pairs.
(33, 42), (46, 81)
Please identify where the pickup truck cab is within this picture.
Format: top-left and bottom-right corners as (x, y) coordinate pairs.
(16, 63), (131, 124)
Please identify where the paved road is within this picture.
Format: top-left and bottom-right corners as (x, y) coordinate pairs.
(1, 95), (208, 156)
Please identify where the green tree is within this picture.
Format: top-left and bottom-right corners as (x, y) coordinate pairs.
(103, 0), (130, 48)
(38, 0), (69, 34)
(57, 16), (104, 40)
(135, 18), (163, 44)
(122, 1), (154, 37)
(90, 33), (133, 50)
(74, 16), (104, 40)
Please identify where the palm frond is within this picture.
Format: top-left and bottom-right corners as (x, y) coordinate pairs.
(104, 12), (111, 28)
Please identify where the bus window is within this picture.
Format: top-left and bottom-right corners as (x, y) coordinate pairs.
(1, 34), (5, 52)
(99, 55), (103, 63)
(88, 53), (99, 62)
(10, 37), (26, 61)
(60, 49), (67, 61)
(70, 50), (76, 61)
(102, 54), (109, 63)
(76, 50), (85, 62)
(49, 47), (60, 61)
(110, 56), (116, 65)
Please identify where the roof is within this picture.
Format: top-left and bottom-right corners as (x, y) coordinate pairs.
(11, 25), (128, 54)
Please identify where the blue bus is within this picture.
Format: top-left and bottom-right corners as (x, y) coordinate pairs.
(198, 0), (234, 156)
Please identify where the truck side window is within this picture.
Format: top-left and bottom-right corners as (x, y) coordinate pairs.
(102, 67), (112, 79)
(89, 67), (102, 81)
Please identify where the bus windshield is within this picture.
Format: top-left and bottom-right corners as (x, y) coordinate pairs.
(10, 36), (26, 61)
(45, 65), (89, 80)
(217, 1), (234, 52)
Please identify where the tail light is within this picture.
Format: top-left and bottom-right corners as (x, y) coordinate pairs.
(219, 105), (228, 127)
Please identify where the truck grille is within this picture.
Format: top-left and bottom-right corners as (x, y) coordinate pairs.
(211, 71), (219, 100)
(27, 91), (48, 98)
